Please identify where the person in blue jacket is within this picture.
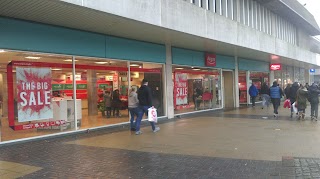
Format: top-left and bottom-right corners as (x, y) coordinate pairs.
(269, 81), (284, 118)
(249, 83), (259, 107)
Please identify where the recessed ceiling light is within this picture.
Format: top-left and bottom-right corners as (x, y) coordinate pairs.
(192, 69), (201, 71)
(63, 59), (78, 62)
(94, 62), (108, 64)
(175, 67), (184, 70)
(130, 64), (139, 67)
(0, 50), (5, 53)
(51, 68), (62, 71)
(25, 56), (41, 59)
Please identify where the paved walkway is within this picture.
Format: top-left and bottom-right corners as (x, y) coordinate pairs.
(1, 106), (320, 178)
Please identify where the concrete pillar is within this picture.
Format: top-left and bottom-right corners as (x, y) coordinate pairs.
(2, 73), (7, 117)
(234, 56), (240, 108)
(165, 44), (174, 119)
(305, 69), (311, 84)
(269, 71), (274, 86)
(87, 70), (98, 116)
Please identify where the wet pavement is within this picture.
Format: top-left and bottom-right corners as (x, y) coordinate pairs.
(1, 106), (320, 178)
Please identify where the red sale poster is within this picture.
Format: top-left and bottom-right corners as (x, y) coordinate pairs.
(16, 67), (53, 122)
(174, 73), (188, 107)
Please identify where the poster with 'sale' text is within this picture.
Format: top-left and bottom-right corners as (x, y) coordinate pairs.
(16, 68), (53, 122)
(174, 73), (188, 106)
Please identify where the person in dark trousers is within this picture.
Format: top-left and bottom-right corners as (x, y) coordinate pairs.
(104, 91), (112, 118)
(269, 81), (284, 118)
(288, 82), (300, 118)
(111, 89), (121, 117)
(249, 83), (259, 107)
(128, 88), (140, 131)
(135, 79), (160, 135)
(260, 82), (270, 109)
(308, 83), (320, 121)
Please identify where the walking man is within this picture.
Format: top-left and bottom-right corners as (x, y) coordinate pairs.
(249, 83), (259, 107)
(296, 85), (308, 120)
(308, 83), (320, 121)
(289, 82), (300, 118)
(260, 82), (270, 109)
(269, 81), (283, 118)
(135, 79), (160, 135)
(128, 87), (139, 131)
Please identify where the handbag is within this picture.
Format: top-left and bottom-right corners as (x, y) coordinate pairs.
(148, 107), (158, 123)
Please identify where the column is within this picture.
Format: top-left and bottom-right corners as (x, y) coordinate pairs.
(269, 71), (274, 86)
(234, 56), (240, 108)
(87, 70), (98, 116)
(165, 44), (174, 119)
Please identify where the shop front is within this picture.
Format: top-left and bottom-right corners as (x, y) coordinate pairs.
(0, 17), (166, 142)
(238, 59), (270, 105)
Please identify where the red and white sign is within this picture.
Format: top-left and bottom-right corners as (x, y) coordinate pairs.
(113, 72), (119, 90)
(205, 53), (216, 67)
(17, 120), (66, 130)
(174, 73), (188, 106)
(16, 68), (53, 122)
(270, 64), (282, 71)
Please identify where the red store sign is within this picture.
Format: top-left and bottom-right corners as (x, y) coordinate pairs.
(205, 53), (216, 67)
(270, 64), (281, 71)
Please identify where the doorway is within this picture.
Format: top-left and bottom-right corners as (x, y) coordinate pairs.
(222, 71), (234, 108)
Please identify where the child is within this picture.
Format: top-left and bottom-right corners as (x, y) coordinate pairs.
(104, 91), (112, 118)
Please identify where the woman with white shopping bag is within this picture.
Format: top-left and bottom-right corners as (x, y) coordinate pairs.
(135, 79), (160, 135)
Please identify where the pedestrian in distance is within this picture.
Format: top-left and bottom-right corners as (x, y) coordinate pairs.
(289, 82), (300, 118)
(284, 84), (291, 99)
(104, 91), (112, 118)
(296, 85), (308, 120)
(307, 83), (320, 121)
(111, 89), (122, 117)
(260, 82), (270, 109)
(249, 83), (259, 108)
(135, 79), (160, 135)
(128, 87), (140, 131)
(269, 81), (284, 118)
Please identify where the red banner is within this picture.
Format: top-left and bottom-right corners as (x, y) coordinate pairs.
(174, 73), (188, 107)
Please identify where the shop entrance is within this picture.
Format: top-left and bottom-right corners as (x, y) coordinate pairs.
(222, 71), (234, 108)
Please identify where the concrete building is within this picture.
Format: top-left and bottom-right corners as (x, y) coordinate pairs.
(0, 0), (319, 143)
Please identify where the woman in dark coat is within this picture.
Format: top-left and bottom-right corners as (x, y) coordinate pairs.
(112, 89), (122, 117)
(289, 82), (300, 118)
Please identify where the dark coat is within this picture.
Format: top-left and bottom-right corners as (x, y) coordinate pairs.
(289, 82), (299, 103)
(308, 84), (320, 104)
(260, 84), (269, 95)
(138, 85), (153, 106)
(296, 87), (308, 109)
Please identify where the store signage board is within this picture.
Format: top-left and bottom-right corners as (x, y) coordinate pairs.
(205, 53), (216, 67)
(174, 73), (188, 106)
(16, 67), (53, 122)
(270, 64), (281, 71)
(310, 69), (315, 73)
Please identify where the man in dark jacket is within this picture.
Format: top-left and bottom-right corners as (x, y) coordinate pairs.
(289, 82), (300, 118)
(249, 83), (259, 107)
(260, 82), (270, 109)
(135, 79), (160, 135)
(269, 81), (284, 118)
(308, 83), (320, 121)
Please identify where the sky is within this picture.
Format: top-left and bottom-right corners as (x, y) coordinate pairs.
(297, 0), (320, 38)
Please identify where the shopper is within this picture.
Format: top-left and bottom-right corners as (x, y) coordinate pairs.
(308, 83), (320, 121)
(249, 83), (259, 107)
(135, 79), (160, 135)
(296, 85), (308, 120)
(104, 91), (112, 118)
(112, 89), (121, 117)
(284, 84), (291, 99)
(289, 82), (300, 118)
(260, 82), (270, 109)
(269, 81), (283, 118)
(128, 88), (140, 131)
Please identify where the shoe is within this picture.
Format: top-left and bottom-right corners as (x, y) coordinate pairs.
(130, 128), (136, 131)
(153, 127), (160, 133)
(315, 118), (318, 121)
(273, 113), (277, 118)
(290, 112), (293, 118)
(311, 116), (314, 121)
(261, 107), (264, 109)
(135, 131), (142, 135)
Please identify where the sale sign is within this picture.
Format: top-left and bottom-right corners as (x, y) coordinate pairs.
(16, 68), (53, 122)
(174, 73), (188, 106)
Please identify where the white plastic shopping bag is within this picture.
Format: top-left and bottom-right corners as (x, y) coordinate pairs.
(148, 107), (158, 123)
(292, 102), (298, 113)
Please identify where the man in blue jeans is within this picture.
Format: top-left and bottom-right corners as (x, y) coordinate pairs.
(135, 79), (160, 135)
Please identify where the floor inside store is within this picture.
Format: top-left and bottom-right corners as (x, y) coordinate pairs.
(0, 109), (131, 142)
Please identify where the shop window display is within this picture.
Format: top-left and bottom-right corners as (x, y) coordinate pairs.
(173, 66), (221, 114)
(250, 72), (269, 101)
(0, 50), (164, 142)
(238, 71), (247, 103)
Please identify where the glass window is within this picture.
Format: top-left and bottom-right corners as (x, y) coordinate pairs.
(239, 71), (247, 103)
(0, 50), (75, 142)
(173, 66), (221, 115)
(250, 72), (269, 101)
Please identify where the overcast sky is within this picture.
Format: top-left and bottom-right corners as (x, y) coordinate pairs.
(297, 0), (320, 38)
